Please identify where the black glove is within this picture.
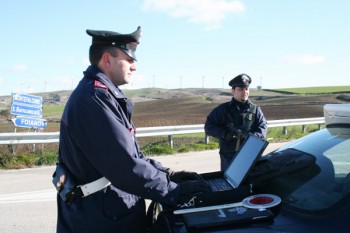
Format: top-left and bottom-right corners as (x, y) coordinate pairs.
(225, 125), (247, 141)
(224, 130), (236, 141)
(177, 180), (211, 206)
(168, 170), (203, 183)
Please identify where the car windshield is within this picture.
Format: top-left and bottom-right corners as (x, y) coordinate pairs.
(258, 127), (350, 217)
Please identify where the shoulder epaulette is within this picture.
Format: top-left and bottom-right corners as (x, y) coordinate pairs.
(94, 80), (108, 91)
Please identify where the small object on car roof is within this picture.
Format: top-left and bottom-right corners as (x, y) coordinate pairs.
(324, 104), (350, 126)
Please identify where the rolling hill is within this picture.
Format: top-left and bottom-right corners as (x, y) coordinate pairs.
(0, 87), (349, 132)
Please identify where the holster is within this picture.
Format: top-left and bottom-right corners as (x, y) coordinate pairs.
(52, 163), (81, 204)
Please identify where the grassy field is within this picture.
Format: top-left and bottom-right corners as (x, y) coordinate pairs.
(43, 105), (65, 117)
(268, 86), (350, 94)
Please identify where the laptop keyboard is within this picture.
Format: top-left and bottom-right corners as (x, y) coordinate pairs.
(207, 178), (232, 191)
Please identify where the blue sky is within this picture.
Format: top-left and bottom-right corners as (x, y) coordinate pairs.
(1, 0), (349, 96)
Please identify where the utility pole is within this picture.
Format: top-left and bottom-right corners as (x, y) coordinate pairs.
(257, 77), (263, 91)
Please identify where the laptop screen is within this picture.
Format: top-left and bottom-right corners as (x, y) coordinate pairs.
(224, 135), (268, 188)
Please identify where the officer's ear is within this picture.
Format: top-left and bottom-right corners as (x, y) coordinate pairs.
(99, 52), (113, 70)
(103, 52), (112, 64)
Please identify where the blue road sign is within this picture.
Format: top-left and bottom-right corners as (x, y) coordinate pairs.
(11, 103), (42, 117)
(12, 117), (47, 129)
(12, 93), (43, 107)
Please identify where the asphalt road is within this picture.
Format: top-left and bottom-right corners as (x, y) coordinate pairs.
(0, 143), (285, 233)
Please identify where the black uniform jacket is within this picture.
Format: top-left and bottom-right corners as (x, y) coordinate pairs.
(204, 98), (267, 154)
(57, 65), (179, 233)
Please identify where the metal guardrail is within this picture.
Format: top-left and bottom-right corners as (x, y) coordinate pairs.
(0, 132), (60, 145)
(0, 117), (325, 145)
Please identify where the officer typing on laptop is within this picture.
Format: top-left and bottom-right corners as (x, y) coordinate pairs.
(54, 26), (210, 233)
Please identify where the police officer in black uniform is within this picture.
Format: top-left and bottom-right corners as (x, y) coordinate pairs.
(204, 74), (267, 171)
(55, 26), (210, 233)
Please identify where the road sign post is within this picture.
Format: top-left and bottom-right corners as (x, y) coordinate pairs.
(11, 117), (47, 129)
(11, 103), (43, 118)
(12, 93), (43, 107)
(10, 93), (46, 154)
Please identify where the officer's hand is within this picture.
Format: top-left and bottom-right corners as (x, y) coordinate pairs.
(169, 170), (203, 183)
(224, 130), (235, 141)
(177, 180), (211, 206)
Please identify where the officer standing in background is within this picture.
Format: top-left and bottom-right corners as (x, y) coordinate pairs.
(55, 26), (210, 233)
(204, 74), (267, 171)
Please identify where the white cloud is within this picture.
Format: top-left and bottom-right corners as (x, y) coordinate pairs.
(142, 0), (245, 30)
(3, 64), (29, 72)
(283, 54), (326, 64)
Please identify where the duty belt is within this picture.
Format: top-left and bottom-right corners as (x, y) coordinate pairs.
(78, 177), (111, 197)
(53, 163), (111, 204)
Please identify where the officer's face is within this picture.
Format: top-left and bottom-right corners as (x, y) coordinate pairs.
(108, 49), (137, 86)
(232, 86), (249, 103)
